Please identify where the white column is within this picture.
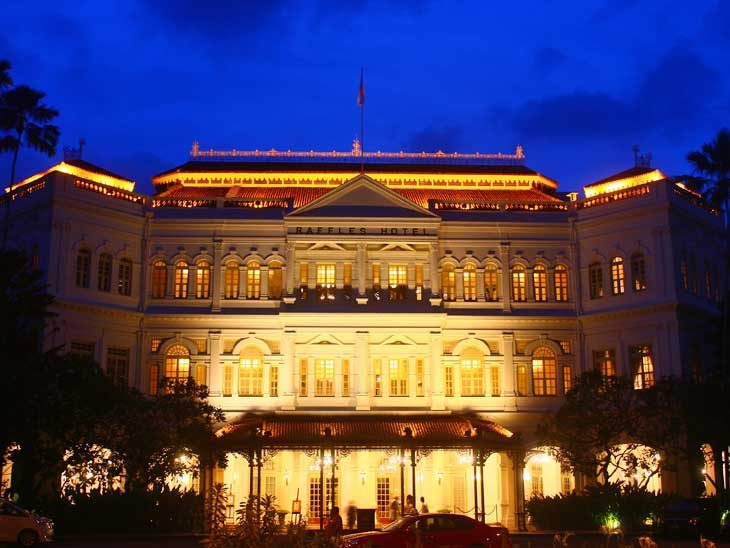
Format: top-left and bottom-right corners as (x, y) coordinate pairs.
(335, 358), (343, 398)
(357, 242), (367, 296)
(285, 242), (295, 296)
(430, 243), (440, 295)
(430, 332), (444, 410)
(208, 331), (222, 396)
(307, 357), (315, 397)
(500, 243), (511, 312)
(212, 240), (222, 312)
(281, 331), (296, 409)
(355, 331), (370, 410)
(408, 357), (417, 397)
(501, 333), (516, 397)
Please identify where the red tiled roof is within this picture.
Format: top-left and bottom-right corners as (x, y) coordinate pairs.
(157, 185), (561, 208)
(215, 413), (515, 449)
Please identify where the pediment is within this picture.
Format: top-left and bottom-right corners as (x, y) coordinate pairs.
(302, 334), (346, 346)
(286, 174), (438, 219)
(380, 334), (420, 346)
(307, 242), (346, 251)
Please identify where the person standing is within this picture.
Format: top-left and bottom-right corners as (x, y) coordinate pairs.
(419, 496), (429, 514)
(346, 500), (357, 529)
(325, 506), (343, 539)
(405, 495), (418, 515)
(389, 496), (400, 521)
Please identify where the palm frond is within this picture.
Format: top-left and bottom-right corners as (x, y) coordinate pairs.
(0, 134), (18, 153)
(25, 123), (60, 157)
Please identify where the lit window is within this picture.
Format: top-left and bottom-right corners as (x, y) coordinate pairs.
(372, 263), (381, 292)
(631, 253), (647, 292)
(246, 262), (261, 299)
(532, 347), (557, 396)
(530, 464), (544, 497)
(239, 348), (263, 396)
(460, 349), (484, 396)
(316, 263), (336, 301)
(98, 253), (112, 292)
(484, 264), (499, 301)
(463, 264), (477, 301)
(415, 264), (423, 301)
(589, 262), (604, 299)
(118, 258), (133, 296)
(315, 358), (335, 396)
(268, 261), (282, 299)
(76, 249), (91, 288)
(270, 365), (278, 396)
(149, 364), (159, 395)
(195, 260), (211, 299)
(444, 364), (454, 396)
(533, 264), (547, 302)
(593, 349), (616, 377)
(164, 344), (190, 390)
(374, 359), (382, 396)
(342, 359), (350, 396)
(223, 364), (233, 396)
(389, 358), (408, 396)
(559, 341), (571, 354)
(106, 347), (129, 387)
(174, 261), (189, 299)
(516, 365), (527, 396)
(630, 345), (655, 389)
(150, 338), (162, 352)
(152, 260), (167, 298)
(490, 366), (500, 396)
(554, 265), (568, 301)
(299, 262), (308, 300)
(416, 359), (424, 396)
(299, 359), (308, 397)
(511, 265), (526, 302)
(225, 261), (239, 299)
(388, 264), (408, 301)
(680, 252), (689, 291)
(442, 264), (456, 301)
(196, 364), (207, 387)
(562, 365), (572, 393)
(610, 257), (625, 295)
(343, 263), (353, 298)
(70, 340), (95, 358)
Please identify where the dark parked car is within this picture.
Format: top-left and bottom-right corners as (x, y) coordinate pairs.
(340, 513), (511, 548)
(662, 498), (720, 539)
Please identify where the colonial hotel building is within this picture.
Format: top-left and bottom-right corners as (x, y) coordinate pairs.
(4, 141), (725, 528)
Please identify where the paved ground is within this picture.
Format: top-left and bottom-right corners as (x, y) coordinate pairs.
(44, 534), (730, 547)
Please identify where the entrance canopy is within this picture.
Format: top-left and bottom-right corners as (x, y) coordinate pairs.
(215, 413), (518, 452)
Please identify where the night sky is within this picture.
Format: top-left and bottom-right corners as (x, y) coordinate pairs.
(3, 1), (729, 195)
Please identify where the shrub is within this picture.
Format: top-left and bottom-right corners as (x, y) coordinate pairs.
(526, 484), (672, 532)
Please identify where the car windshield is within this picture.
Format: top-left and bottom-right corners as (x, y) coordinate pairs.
(381, 517), (412, 531)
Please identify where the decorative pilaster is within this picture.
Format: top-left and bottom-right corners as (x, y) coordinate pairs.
(260, 265), (269, 299)
(501, 332), (516, 398)
(430, 332), (444, 410)
(500, 243), (511, 312)
(355, 331), (370, 409)
(208, 331), (222, 397)
(212, 239), (222, 312)
(285, 242), (295, 296)
(429, 243), (440, 295)
(280, 331), (296, 409)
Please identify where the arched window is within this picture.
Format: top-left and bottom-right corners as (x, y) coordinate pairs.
(239, 347), (263, 396)
(589, 262), (603, 299)
(195, 260), (211, 299)
(463, 264), (477, 301)
(484, 263), (499, 302)
(460, 347), (484, 396)
(631, 252), (647, 292)
(554, 265), (569, 302)
(533, 264), (547, 302)
(151, 260), (167, 298)
(268, 261), (283, 299)
(225, 261), (239, 299)
(118, 258), (133, 296)
(98, 252), (112, 292)
(164, 344), (190, 390)
(511, 265), (526, 302)
(610, 257), (625, 295)
(246, 261), (261, 300)
(76, 249), (91, 288)
(532, 347), (557, 396)
(442, 263), (456, 301)
(174, 261), (189, 298)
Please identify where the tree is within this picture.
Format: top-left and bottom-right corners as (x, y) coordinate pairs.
(0, 84), (60, 246)
(537, 371), (685, 488)
(687, 128), (730, 227)
(0, 60), (12, 89)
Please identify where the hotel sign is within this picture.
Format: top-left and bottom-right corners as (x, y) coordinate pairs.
(290, 226), (435, 236)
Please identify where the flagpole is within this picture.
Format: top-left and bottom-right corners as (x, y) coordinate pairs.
(358, 67), (365, 174)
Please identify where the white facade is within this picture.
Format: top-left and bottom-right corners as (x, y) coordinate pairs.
(5, 153), (725, 529)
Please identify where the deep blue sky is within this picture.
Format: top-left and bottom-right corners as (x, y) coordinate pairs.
(3, 0), (729, 195)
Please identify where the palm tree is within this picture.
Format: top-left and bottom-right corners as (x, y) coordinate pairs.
(686, 128), (730, 228)
(0, 85), (60, 247)
(0, 60), (12, 89)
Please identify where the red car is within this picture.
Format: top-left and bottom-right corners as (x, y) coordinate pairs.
(340, 513), (511, 548)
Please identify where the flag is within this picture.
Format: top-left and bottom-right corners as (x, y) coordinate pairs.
(357, 68), (365, 107)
